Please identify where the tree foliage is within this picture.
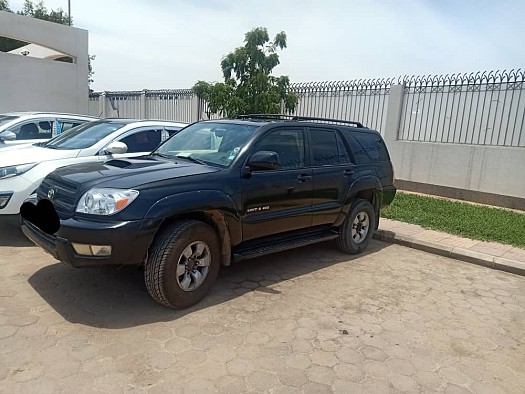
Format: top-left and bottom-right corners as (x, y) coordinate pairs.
(0, 0), (94, 86)
(193, 27), (297, 118)
(0, 0), (10, 11)
(20, 0), (70, 24)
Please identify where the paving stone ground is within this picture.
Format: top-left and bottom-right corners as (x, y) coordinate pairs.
(1, 223), (525, 393)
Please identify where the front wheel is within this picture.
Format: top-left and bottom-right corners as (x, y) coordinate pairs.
(144, 220), (221, 309)
(337, 199), (376, 254)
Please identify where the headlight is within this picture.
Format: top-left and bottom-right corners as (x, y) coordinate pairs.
(76, 188), (139, 215)
(0, 163), (37, 180)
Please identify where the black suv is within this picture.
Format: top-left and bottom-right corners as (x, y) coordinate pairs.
(21, 115), (396, 309)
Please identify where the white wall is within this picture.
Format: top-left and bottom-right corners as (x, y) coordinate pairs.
(0, 11), (88, 114)
(384, 85), (525, 200)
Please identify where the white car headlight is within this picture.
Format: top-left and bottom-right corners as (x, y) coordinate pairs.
(0, 163), (37, 180)
(76, 188), (139, 215)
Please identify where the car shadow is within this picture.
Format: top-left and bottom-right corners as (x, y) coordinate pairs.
(0, 220), (34, 247)
(28, 240), (389, 329)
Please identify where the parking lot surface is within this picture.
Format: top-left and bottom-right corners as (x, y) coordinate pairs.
(1, 223), (524, 393)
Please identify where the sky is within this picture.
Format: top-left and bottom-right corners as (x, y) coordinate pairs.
(8, 0), (525, 92)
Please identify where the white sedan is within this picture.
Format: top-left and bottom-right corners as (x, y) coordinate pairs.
(0, 118), (188, 218)
(0, 112), (98, 148)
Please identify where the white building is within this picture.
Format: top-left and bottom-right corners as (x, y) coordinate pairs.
(0, 11), (89, 114)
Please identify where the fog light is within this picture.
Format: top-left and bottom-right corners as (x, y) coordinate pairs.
(72, 243), (92, 255)
(0, 192), (13, 209)
(72, 243), (112, 257)
(90, 245), (112, 256)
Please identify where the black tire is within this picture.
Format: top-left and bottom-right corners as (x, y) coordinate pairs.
(144, 220), (221, 309)
(337, 199), (376, 254)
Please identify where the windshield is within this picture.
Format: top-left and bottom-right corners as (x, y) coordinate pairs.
(43, 120), (127, 150)
(155, 122), (259, 167)
(0, 115), (19, 129)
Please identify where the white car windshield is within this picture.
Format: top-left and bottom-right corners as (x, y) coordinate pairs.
(42, 120), (127, 150)
(155, 122), (259, 167)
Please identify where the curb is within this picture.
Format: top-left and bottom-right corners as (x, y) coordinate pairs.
(373, 230), (525, 277)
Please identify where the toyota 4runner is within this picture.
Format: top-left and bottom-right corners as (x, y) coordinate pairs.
(21, 115), (396, 309)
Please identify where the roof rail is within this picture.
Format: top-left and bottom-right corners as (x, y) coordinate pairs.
(234, 114), (293, 120)
(234, 114), (364, 128)
(291, 115), (364, 128)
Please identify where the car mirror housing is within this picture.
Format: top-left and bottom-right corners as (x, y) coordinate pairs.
(247, 150), (280, 171)
(0, 131), (16, 141)
(104, 141), (128, 155)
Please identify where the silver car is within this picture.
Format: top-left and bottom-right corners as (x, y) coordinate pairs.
(0, 112), (98, 149)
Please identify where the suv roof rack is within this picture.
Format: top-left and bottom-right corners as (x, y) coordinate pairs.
(235, 114), (364, 128)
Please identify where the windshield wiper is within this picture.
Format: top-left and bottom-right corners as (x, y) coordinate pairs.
(175, 155), (206, 165)
(151, 152), (173, 159)
(33, 141), (61, 149)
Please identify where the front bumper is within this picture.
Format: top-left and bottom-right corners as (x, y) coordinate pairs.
(21, 215), (162, 267)
(0, 175), (40, 215)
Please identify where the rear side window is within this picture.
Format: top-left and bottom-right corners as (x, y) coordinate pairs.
(346, 132), (390, 163)
(309, 128), (352, 166)
(59, 121), (82, 133)
(6, 120), (54, 140)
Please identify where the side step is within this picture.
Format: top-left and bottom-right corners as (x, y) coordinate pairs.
(233, 231), (338, 262)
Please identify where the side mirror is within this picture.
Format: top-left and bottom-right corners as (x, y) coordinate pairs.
(247, 151), (280, 171)
(104, 141), (128, 155)
(0, 131), (16, 141)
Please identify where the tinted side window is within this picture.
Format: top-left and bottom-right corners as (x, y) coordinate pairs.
(336, 132), (352, 164)
(60, 121), (82, 133)
(346, 132), (389, 163)
(119, 129), (162, 153)
(309, 129), (339, 166)
(165, 127), (182, 138)
(255, 128), (305, 169)
(309, 128), (352, 165)
(7, 120), (54, 140)
(355, 133), (389, 161)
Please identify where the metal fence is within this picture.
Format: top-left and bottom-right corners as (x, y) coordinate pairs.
(88, 89), (199, 123)
(88, 69), (525, 147)
(398, 70), (525, 147)
(287, 79), (393, 133)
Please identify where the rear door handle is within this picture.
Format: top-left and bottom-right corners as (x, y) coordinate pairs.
(297, 174), (312, 183)
(344, 169), (355, 177)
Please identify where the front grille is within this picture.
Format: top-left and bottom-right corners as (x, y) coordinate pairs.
(37, 176), (79, 218)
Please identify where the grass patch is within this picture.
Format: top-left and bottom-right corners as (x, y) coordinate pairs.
(381, 192), (525, 248)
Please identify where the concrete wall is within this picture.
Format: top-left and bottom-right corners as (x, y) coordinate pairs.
(384, 85), (525, 202)
(0, 11), (88, 114)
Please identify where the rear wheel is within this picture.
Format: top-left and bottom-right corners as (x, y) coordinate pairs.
(338, 199), (376, 254)
(144, 220), (221, 309)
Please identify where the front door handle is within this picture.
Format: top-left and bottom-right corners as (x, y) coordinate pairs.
(297, 174), (312, 183)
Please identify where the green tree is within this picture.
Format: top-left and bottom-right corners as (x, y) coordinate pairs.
(193, 27), (298, 117)
(0, 0), (10, 11)
(19, 0), (70, 24)
(0, 0), (94, 86)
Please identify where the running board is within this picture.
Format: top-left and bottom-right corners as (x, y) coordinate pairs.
(233, 232), (338, 262)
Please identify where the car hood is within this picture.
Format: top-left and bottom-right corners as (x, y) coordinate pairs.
(0, 145), (79, 167)
(0, 142), (34, 150)
(48, 156), (222, 190)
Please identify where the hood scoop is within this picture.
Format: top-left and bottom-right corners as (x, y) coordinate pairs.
(104, 158), (167, 170)
(105, 159), (133, 168)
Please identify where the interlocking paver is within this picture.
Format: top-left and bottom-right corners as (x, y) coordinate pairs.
(1, 221), (525, 393)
